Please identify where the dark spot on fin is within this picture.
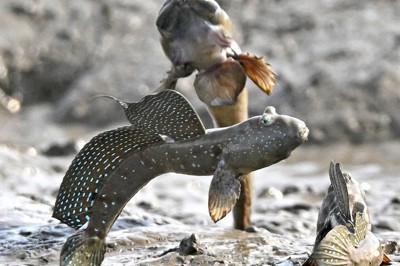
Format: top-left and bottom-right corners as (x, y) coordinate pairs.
(208, 161), (241, 222)
(60, 231), (106, 266)
(352, 201), (365, 221)
(329, 161), (351, 222)
(121, 90), (205, 141)
(194, 59), (246, 106)
(53, 126), (164, 228)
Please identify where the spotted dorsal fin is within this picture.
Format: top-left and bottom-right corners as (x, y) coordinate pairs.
(52, 126), (164, 229)
(111, 90), (206, 141)
(329, 161), (352, 224)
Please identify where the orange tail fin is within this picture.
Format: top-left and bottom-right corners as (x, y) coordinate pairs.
(234, 53), (276, 95)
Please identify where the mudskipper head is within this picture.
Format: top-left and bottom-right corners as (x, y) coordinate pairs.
(257, 106), (309, 163)
(226, 106), (308, 172)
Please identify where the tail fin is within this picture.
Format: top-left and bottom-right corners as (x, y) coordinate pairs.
(60, 231), (106, 266)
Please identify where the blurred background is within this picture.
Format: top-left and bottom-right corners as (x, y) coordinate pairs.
(0, 0), (399, 147)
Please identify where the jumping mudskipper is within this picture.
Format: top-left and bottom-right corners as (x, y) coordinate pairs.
(53, 90), (309, 265)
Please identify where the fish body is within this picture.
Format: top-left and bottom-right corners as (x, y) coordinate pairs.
(157, 0), (234, 72)
(53, 90), (308, 265)
(157, 0), (275, 231)
(156, 0), (276, 105)
(304, 162), (389, 266)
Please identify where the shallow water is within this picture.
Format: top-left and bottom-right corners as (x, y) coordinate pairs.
(1, 139), (399, 265)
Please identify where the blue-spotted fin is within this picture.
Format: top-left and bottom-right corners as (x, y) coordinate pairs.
(53, 90), (308, 265)
(303, 162), (392, 266)
(156, 0), (276, 105)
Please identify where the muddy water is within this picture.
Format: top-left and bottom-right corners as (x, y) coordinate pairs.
(1, 136), (400, 265)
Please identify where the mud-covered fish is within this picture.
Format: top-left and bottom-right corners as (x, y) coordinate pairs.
(156, 0), (276, 105)
(53, 90), (308, 265)
(303, 161), (391, 266)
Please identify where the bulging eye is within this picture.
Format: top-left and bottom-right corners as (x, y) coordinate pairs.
(260, 115), (273, 125)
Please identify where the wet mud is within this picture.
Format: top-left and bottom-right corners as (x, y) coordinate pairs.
(1, 139), (399, 265)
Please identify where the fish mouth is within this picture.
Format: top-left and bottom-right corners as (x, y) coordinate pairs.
(298, 126), (309, 142)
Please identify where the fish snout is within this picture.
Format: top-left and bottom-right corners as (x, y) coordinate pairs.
(298, 124), (309, 142)
(287, 117), (309, 143)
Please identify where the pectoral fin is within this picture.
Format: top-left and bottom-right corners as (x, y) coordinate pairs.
(194, 59), (246, 106)
(233, 53), (276, 95)
(310, 213), (382, 266)
(208, 161), (241, 222)
(309, 225), (354, 266)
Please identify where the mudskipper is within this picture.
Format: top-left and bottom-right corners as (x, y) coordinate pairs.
(53, 90), (309, 265)
(157, 0), (276, 231)
(304, 161), (391, 266)
(157, 0), (276, 105)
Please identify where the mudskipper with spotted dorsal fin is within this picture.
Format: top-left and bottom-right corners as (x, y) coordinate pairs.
(53, 90), (308, 265)
(303, 161), (392, 266)
(156, 0), (276, 232)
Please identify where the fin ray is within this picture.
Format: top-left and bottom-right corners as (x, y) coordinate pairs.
(233, 53), (276, 95)
(310, 225), (353, 266)
(60, 231), (106, 266)
(208, 161), (241, 222)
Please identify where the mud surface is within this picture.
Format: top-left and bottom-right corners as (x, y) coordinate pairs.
(1, 137), (400, 265)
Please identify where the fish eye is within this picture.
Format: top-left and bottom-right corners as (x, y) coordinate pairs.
(260, 115), (273, 126)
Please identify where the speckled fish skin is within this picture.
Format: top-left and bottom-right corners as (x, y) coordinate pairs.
(84, 105), (308, 239)
(303, 162), (385, 266)
(53, 91), (308, 265)
(121, 90), (206, 141)
(52, 127), (165, 229)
